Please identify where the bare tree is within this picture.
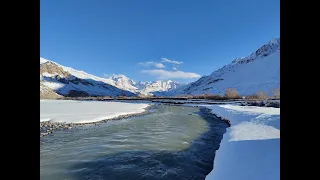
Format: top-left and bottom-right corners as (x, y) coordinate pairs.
(224, 88), (239, 99)
(256, 91), (268, 100)
(272, 88), (280, 99)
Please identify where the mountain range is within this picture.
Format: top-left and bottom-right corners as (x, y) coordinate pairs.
(40, 58), (181, 98)
(40, 37), (279, 99)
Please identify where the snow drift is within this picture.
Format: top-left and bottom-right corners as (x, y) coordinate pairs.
(204, 104), (280, 180)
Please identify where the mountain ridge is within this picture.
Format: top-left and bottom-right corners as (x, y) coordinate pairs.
(164, 38), (280, 96)
(40, 58), (181, 98)
(40, 38), (279, 98)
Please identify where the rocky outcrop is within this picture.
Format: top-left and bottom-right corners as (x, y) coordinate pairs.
(40, 61), (71, 77)
(40, 82), (63, 99)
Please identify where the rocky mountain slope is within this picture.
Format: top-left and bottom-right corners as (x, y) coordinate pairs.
(40, 59), (135, 97)
(40, 58), (181, 97)
(40, 82), (63, 99)
(165, 38), (280, 96)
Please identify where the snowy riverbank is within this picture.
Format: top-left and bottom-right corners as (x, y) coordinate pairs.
(40, 100), (150, 124)
(204, 104), (280, 180)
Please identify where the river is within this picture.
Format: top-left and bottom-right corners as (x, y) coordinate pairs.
(40, 105), (227, 180)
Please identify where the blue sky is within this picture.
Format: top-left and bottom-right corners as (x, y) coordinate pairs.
(40, 0), (279, 83)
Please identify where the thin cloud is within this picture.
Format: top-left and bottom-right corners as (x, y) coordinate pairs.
(173, 67), (178, 71)
(141, 69), (200, 79)
(161, 58), (183, 65)
(138, 61), (165, 68)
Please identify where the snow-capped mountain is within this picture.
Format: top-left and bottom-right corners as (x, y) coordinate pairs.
(104, 75), (181, 95)
(165, 38), (280, 96)
(106, 74), (138, 93)
(40, 58), (135, 97)
(137, 80), (181, 95)
(40, 58), (181, 97)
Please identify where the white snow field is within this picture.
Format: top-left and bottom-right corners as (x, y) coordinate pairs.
(205, 104), (280, 180)
(40, 100), (149, 123)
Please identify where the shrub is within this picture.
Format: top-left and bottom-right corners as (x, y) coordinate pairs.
(246, 94), (260, 100)
(185, 94), (193, 99)
(206, 94), (229, 100)
(224, 88), (240, 99)
(117, 95), (128, 99)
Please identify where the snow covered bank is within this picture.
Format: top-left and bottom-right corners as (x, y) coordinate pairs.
(40, 100), (150, 124)
(205, 105), (280, 180)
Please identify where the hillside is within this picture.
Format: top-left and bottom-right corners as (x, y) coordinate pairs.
(40, 58), (181, 97)
(40, 59), (135, 97)
(165, 38), (280, 96)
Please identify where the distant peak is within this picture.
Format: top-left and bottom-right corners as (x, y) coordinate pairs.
(268, 37), (280, 45)
(40, 57), (49, 64)
(40, 57), (60, 66)
(109, 74), (133, 81)
(111, 74), (128, 79)
(231, 57), (245, 63)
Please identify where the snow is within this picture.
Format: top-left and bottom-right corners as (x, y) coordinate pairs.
(40, 118), (51, 122)
(40, 57), (48, 64)
(42, 81), (65, 91)
(40, 100), (150, 124)
(219, 105), (280, 115)
(141, 80), (180, 93)
(167, 38), (280, 96)
(40, 58), (181, 95)
(204, 104), (280, 180)
(40, 59), (137, 96)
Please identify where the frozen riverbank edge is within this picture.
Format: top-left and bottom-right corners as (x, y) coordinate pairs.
(40, 100), (150, 138)
(201, 104), (280, 180)
(40, 110), (150, 138)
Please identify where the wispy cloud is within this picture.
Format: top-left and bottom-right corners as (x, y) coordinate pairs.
(161, 58), (183, 65)
(173, 67), (178, 71)
(141, 69), (200, 79)
(138, 61), (165, 68)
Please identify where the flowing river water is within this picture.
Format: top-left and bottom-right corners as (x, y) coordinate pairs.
(40, 105), (227, 180)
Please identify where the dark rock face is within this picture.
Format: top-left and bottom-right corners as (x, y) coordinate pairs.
(66, 90), (90, 97)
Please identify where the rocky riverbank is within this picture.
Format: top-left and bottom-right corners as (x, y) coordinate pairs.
(40, 108), (150, 138)
(40, 121), (72, 137)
